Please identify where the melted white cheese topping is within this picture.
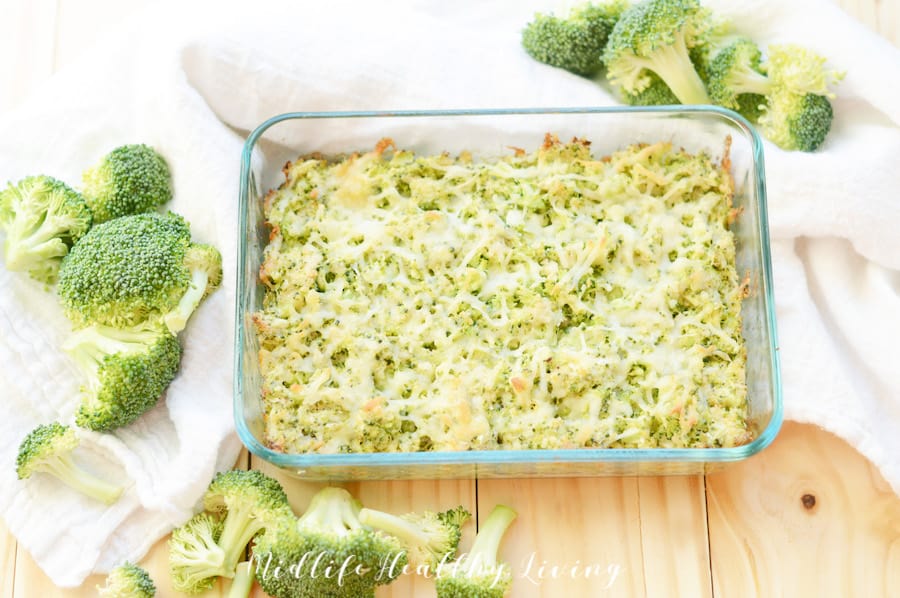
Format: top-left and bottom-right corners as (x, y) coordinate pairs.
(256, 137), (750, 454)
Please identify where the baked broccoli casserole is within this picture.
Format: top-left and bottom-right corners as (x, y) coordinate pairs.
(254, 135), (751, 454)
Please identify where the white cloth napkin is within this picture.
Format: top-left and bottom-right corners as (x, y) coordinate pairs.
(0, 0), (898, 587)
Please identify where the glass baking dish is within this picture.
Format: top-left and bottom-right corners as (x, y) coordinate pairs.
(235, 107), (782, 480)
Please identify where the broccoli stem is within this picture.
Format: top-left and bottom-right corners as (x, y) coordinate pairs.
(359, 508), (431, 547)
(728, 69), (772, 97)
(164, 268), (208, 334)
(42, 455), (123, 505)
(643, 34), (710, 105)
(297, 486), (363, 535)
(218, 503), (265, 577)
(227, 561), (254, 598)
(466, 505), (517, 571)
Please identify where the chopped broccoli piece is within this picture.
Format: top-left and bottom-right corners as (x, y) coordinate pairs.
(759, 90), (834, 152)
(0, 175), (91, 283)
(521, 1), (629, 76)
(203, 469), (293, 577)
(435, 505), (518, 598)
(602, 0), (713, 105)
(57, 212), (222, 333)
(62, 322), (182, 432)
(253, 486), (407, 598)
(82, 144), (172, 224)
(15, 422), (123, 505)
(97, 562), (156, 598)
(168, 512), (228, 595)
(227, 561), (255, 598)
(359, 505), (471, 569)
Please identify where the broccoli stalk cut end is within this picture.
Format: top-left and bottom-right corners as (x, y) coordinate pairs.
(227, 561), (255, 598)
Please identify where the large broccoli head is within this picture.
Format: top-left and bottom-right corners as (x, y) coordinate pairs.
(63, 323), (182, 432)
(82, 144), (172, 223)
(0, 175), (92, 283)
(57, 212), (222, 333)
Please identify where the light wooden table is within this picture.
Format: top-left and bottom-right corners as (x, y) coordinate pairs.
(1, 1), (899, 596)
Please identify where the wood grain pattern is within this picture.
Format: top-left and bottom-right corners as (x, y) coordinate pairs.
(477, 478), (645, 598)
(706, 422), (900, 597)
(836, 0), (899, 44)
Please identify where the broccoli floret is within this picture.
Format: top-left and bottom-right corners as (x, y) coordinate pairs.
(602, 0), (712, 105)
(705, 40), (841, 149)
(62, 322), (181, 432)
(252, 486), (407, 598)
(358, 505), (471, 569)
(97, 562), (156, 598)
(82, 144), (172, 224)
(521, 1), (629, 76)
(203, 469), (293, 577)
(705, 38), (769, 111)
(0, 175), (91, 283)
(228, 561), (255, 598)
(759, 90), (834, 152)
(435, 505), (517, 598)
(15, 422), (123, 505)
(57, 212), (222, 333)
(168, 512), (228, 594)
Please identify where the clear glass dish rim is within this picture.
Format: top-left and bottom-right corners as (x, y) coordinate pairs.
(234, 105), (783, 470)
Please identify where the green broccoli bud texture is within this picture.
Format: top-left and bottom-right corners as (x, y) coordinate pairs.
(521, 1), (629, 76)
(63, 322), (182, 432)
(57, 211), (221, 331)
(97, 561), (156, 598)
(82, 144), (172, 224)
(252, 486), (407, 598)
